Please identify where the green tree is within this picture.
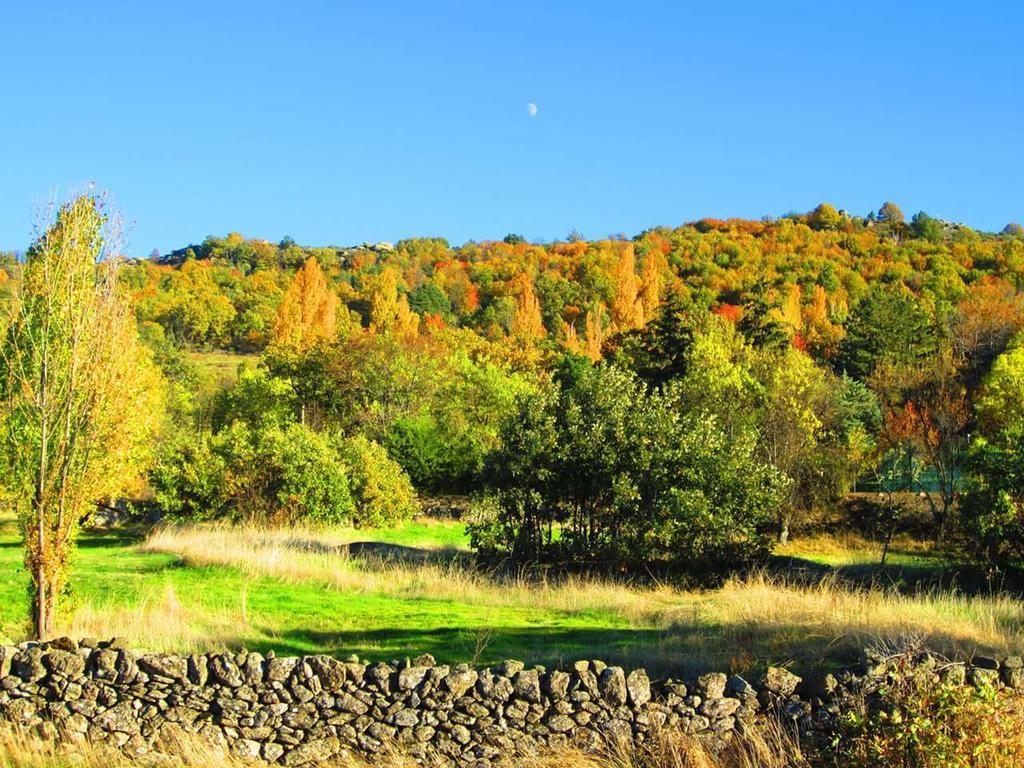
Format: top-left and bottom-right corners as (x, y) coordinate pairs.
(837, 288), (938, 379)
(910, 211), (944, 243)
(0, 194), (163, 637)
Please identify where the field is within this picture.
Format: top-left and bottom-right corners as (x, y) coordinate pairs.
(0, 513), (1020, 680)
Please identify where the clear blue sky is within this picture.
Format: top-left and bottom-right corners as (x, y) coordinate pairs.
(2, 1), (1022, 255)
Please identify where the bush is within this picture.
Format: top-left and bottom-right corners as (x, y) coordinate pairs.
(334, 434), (418, 527)
(472, 363), (784, 574)
(384, 414), (482, 491)
(152, 422), (355, 524)
(828, 663), (1024, 767)
(960, 429), (1024, 570)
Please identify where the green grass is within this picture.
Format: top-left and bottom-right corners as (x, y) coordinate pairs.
(0, 517), (644, 668)
(348, 517), (470, 551)
(1, 515), (1020, 678)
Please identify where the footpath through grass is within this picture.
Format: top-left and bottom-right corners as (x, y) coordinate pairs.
(0, 514), (1021, 679)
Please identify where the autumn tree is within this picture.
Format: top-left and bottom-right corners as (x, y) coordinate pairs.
(366, 268), (419, 337)
(270, 257), (340, 351)
(608, 243), (643, 332)
(0, 194), (162, 638)
(878, 350), (970, 536)
(509, 272), (545, 340)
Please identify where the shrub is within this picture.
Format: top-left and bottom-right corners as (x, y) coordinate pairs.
(152, 422), (355, 524)
(828, 664), (1024, 767)
(384, 413), (482, 491)
(334, 434), (418, 527)
(473, 363), (783, 573)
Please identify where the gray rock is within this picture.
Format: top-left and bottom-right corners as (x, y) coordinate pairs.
(138, 655), (187, 683)
(209, 655), (244, 688)
(95, 702), (139, 735)
(626, 669), (651, 706)
(282, 737), (341, 765)
(697, 672), (727, 699)
(46, 651), (85, 678)
(513, 669), (542, 703)
(497, 660), (524, 678)
(307, 655), (346, 689)
(761, 667), (801, 697)
(546, 713), (575, 733)
(445, 666), (478, 698)
(599, 667), (627, 705)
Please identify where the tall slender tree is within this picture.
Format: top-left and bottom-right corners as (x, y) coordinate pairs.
(0, 194), (161, 638)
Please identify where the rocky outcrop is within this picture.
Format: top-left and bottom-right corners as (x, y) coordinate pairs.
(0, 641), (1020, 766)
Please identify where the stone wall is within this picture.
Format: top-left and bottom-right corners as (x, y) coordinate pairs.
(0, 639), (1021, 766)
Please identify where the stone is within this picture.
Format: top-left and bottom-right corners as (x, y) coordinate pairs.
(282, 737), (341, 765)
(699, 697), (741, 719)
(398, 666), (428, 691)
(266, 657), (298, 683)
(307, 655), (346, 689)
(445, 666), (478, 698)
(545, 670), (570, 700)
(497, 660), (524, 678)
(626, 669), (651, 706)
(13, 649), (46, 683)
(262, 743), (285, 762)
(940, 662), (966, 686)
(761, 667), (801, 697)
(598, 667), (628, 705)
(969, 667), (1000, 688)
(95, 702), (140, 735)
(1002, 667), (1024, 689)
(697, 672), (727, 699)
(546, 714), (575, 733)
(726, 675), (756, 698)
(232, 739), (262, 759)
(138, 655), (187, 683)
(46, 651), (86, 678)
(210, 655), (244, 688)
(187, 655), (209, 686)
(513, 669), (542, 703)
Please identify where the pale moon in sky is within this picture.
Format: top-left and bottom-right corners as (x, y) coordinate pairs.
(527, 103), (538, 117)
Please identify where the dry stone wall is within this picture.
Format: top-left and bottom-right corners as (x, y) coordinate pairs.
(0, 639), (1021, 766)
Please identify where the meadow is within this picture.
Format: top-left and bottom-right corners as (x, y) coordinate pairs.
(1, 512), (1020, 681)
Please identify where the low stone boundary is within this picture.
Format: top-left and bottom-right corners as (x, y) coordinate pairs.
(0, 639), (1020, 766)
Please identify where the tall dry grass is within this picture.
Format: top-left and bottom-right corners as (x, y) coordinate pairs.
(135, 524), (1024, 672)
(62, 582), (247, 654)
(0, 722), (808, 768)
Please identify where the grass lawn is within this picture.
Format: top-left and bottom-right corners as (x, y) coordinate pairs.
(0, 514), (1020, 679)
(186, 350), (259, 388)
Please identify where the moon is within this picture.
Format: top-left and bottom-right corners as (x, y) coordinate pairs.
(527, 102), (538, 118)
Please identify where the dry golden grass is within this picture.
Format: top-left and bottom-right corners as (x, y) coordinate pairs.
(0, 723), (808, 768)
(137, 524), (1024, 672)
(61, 582), (247, 655)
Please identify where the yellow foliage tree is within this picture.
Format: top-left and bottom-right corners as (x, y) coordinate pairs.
(366, 268), (419, 338)
(584, 302), (606, 361)
(609, 243), (643, 332)
(638, 252), (666, 323)
(0, 194), (163, 638)
(510, 272), (545, 340)
(271, 257), (340, 352)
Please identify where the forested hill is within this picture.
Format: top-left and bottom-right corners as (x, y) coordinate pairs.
(116, 203), (1024, 359)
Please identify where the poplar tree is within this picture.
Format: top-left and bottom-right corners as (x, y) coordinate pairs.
(0, 194), (162, 638)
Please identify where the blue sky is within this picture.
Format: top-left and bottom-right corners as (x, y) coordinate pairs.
(2, 1), (1022, 255)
